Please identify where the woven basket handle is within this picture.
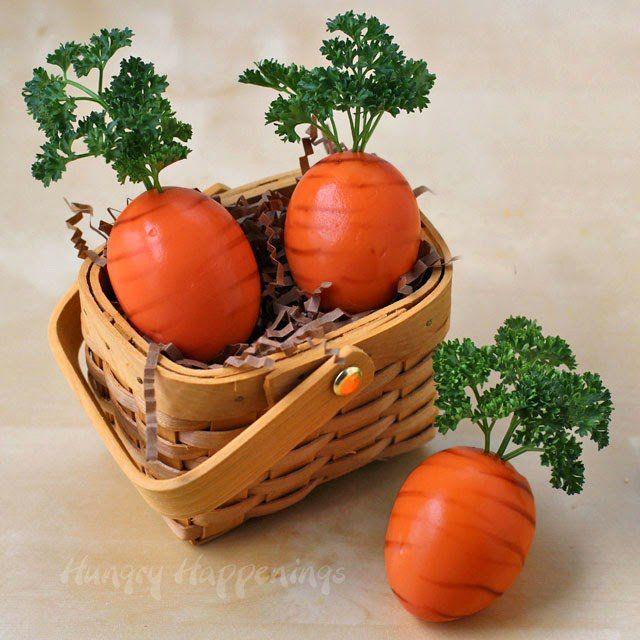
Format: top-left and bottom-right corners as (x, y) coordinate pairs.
(138, 343), (375, 518)
(49, 284), (375, 519)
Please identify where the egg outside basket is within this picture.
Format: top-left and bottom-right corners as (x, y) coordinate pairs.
(49, 170), (453, 544)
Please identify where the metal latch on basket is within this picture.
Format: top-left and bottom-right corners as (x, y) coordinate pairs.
(333, 366), (363, 396)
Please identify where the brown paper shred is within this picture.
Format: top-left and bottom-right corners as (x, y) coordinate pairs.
(323, 138), (338, 155)
(264, 310), (295, 339)
(304, 282), (332, 315)
(89, 216), (110, 241)
(397, 241), (431, 295)
(419, 241), (461, 270)
(143, 342), (161, 462)
(258, 209), (285, 286)
(299, 122), (339, 174)
(175, 358), (210, 369)
(440, 255), (461, 267)
(299, 137), (314, 175)
(307, 121), (340, 155)
(252, 336), (284, 351)
(159, 342), (184, 362)
(64, 199), (107, 267)
(412, 185), (433, 198)
(98, 219), (113, 236)
(235, 195), (250, 218)
(323, 341), (346, 366)
(224, 353), (276, 370)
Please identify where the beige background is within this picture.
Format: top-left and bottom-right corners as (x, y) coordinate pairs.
(1, 0), (638, 638)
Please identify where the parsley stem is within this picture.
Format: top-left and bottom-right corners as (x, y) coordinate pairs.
(64, 79), (107, 109)
(328, 115), (342, 149)
(149, 167), (163, 193)
(496, 414), (520, 458)
(501, 446), (544, 462)
(471, 387), (489, 428)
(470, 386), (493, 452)
(313, 120), (338, 147)
(67, 151), (92, 161)
(347, 109), (357, 149)
(260, 70), (295, 97)
(359, 111), (383, 152)
(356, 112), (371, 151)
(483, 418), (497, 452)
(483, 426), (491, 453)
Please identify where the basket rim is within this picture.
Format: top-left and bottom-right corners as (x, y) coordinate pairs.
(79, 169), (452, 383)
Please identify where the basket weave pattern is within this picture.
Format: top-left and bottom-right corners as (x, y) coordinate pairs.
(85, 341), (437, 542)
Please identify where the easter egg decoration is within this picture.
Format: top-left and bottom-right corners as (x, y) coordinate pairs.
(240, 11), (435, 312)
(23, 28), (260, 360)
(385, 317), (613, 621)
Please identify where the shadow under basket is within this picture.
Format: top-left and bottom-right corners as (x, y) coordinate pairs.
(49, 170), (453, 544)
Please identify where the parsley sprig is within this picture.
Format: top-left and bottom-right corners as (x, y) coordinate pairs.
(22, 27), (192, 191)
(433, 317), (613, 494)
(239, 11), (436, 152)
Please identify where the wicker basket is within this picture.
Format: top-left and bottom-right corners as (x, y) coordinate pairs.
(49, 170), (452, 544)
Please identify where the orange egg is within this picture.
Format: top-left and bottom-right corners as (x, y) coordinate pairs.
(385, 447), (536, 621)
(285, 151), (421, 313)
(107, 187), (261, 361)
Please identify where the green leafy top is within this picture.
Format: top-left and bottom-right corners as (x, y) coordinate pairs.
(22, 27), (192, 191)
(433, 317), (613, 494)
(238, 11), (436, 152)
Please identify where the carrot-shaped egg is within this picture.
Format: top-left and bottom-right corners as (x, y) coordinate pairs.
(285, 152), (420, 312)
(240, 11), (436, 312)
(386, 447), (535, 621)
(107, 188), (260, 361)
(385, 317), (613, 621)
(23, 28), (260, 361)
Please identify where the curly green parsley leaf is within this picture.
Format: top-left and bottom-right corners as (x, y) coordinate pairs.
(22, 27), (191, 191)
(433, 316), (613, 494)
(239, 11), (436, 151)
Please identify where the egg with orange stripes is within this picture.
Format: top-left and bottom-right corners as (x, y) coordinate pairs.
(107, 187), (261, 362)
(284, 151), (421, 313)
(385, 447), (536, 621)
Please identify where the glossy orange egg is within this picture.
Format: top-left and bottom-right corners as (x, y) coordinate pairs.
(385, 447), (536, 621)
(285, 151), (421, 313)
(107, 187), (261, 361)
